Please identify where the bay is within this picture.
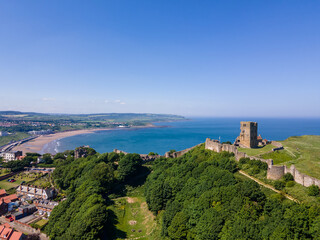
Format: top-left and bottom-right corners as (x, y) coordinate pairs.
(42, 118), (320, 155)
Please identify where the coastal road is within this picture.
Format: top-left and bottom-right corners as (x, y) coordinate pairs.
(239, 170), (300, 203)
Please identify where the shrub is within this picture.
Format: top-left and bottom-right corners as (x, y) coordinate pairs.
(274, 180), (285, 190)
(148, 152), (158, 156)
(283, 173), (294, 182)
(239, 158), (250, 165)
(250, 166), (260, 175)
(286, 181), (295, 188)
(308, 185), (320, 196)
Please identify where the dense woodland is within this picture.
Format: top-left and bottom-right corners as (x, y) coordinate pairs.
(45, 148), (144, 239)
(145, 145), (320, 239)
(30, 145), (320, 239)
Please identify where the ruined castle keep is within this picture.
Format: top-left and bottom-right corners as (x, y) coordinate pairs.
(235, 121), (258, 148)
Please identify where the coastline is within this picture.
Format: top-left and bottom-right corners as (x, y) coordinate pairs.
(12, 124), (156, 155)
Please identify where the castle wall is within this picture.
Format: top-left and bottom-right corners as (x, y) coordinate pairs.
(113, 149), (128, 155)
(205, 138), (320, 188)
(235, 151), (247, 161)
(271, 141), (283, 148)
(164, 144), (202, 158)
(267, 165), (285, 180)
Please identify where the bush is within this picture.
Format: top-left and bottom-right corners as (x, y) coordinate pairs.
(148, 152), (158, 156)
(286, 181), (295, 188)
(274, 180), (285, 190)
(283, 173), (294, 182)
(239, 158), (250, 165)
(308, 185), (320, 196)
(250, 166), (260, 175)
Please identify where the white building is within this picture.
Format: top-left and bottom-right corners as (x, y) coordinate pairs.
(0, 151), (22, 162)
(0, 131), (9, 136)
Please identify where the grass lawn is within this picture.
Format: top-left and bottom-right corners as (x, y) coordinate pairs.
(238, 144), (276, 156)
(29, 174), (51, 188)
(260, 135), (320, 179)
(0, 172), (40, 190)
(0, 169), (11, 177)
(0, 132), (30, 146)
(261, 150), (296, 165)
(34, 219), (48, 227)
(108, 185), (160, 240)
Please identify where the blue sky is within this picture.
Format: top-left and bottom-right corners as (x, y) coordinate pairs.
(0, 1), (319, 117)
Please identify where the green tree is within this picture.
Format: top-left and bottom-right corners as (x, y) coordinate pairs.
(42, 153), (53, 164)
(308, 185), (320, 196)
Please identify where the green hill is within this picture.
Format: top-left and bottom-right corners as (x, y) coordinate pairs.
(260, 135), (320, 179)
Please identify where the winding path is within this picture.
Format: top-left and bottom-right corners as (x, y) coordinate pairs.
(239, 170), (300, 203)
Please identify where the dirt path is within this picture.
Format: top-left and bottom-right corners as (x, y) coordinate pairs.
(284, 147), (297, 157)
(239, 170), (300, 203)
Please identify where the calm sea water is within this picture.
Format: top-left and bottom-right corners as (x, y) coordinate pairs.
(42, 118), (320, 155)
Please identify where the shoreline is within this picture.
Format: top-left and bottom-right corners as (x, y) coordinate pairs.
(12, 124), (157, 155)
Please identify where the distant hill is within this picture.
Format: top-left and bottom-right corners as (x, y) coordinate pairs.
(0, 111), (186, 123)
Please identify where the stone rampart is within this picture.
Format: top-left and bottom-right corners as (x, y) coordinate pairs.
(113, 149), (160, 162)
(205, 138), (320, 188)
(205, 138), (272, 165)
(164, 144), (202, 158)
(113, 149), (128, 155)
(271, 141), (283, 148)
(267, 165), (285, 180)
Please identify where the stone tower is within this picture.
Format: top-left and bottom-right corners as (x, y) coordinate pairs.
(237, 121), (258, 148)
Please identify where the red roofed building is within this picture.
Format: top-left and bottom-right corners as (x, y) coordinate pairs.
(1, 195), (18, 204)
(0, 223), (23, 240)
(0, 190), (19, 216)
(0, 190), (6, 198)
(0, 199), (8, 216)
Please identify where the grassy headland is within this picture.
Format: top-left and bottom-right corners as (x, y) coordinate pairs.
(259, 135), (320, 178)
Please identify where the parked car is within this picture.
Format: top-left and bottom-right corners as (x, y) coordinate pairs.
(9, 179), (16, 183)
(7, 179), (12, 182)
(9, 217), (14, 222)
(21, 181), (25, 184)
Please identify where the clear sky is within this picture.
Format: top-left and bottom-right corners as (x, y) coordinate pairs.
(0, 1), (319, 117)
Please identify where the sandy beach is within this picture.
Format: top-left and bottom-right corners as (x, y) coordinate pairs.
(11, 128), (115, 155)
(11, 124), (156, 155)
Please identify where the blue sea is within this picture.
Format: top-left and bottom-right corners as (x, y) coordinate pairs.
(42, 118), (320, 155)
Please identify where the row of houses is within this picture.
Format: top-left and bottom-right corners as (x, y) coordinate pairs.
(28, 129), (53, 135)
(0, 185), (58, 239)
(16, 185), (55, 200)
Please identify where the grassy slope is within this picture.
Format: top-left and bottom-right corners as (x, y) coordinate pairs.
(261, 135), (320, 179)
(108, 185), (161, 240)
(0, 132), (30, 146)
(237, 144), (276, 156)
